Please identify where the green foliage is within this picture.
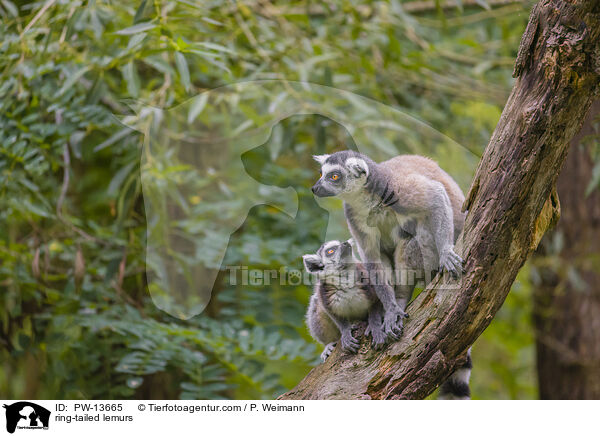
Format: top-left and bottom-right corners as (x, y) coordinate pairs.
(471, 266), (537, 399)
(0, 0), (536, 399)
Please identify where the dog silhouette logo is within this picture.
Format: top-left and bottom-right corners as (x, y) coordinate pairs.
(3, 402), (50, 434)
(118, 80), (470, 319)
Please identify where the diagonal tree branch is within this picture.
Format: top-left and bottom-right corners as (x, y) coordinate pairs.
(279, 0), (600, 400)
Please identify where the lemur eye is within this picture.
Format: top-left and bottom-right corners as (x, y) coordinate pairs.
(326, 248), (335, 255)
(319, 171), (322, 178)
(330, 174), (339, 181)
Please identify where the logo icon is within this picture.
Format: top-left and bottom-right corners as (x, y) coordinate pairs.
(3, 402), (50, 434)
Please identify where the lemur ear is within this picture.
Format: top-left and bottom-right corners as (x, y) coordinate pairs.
(312, 154), (330, 165)
(345, 157), (369, 178)
(303, 254), (324, 273)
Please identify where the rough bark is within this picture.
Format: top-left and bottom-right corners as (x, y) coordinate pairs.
(533, 101), (600, 400)
(280, 0), (600, 400)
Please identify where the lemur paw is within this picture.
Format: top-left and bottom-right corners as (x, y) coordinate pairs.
(340, 329), (360, 354)
(320, 342), (336, 361)
(366, 324), (387, 349)
(439, 247), (465, 278)
(383, 308), (407, 341)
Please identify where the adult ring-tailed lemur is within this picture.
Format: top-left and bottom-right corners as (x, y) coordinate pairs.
(310, 150), (471, 399)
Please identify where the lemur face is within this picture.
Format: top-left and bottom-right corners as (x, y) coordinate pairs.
(311, 152), (369, 198)
(302, 240), (354, 276)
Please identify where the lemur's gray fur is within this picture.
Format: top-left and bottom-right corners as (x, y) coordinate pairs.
(311, 150), (465, 339)
(303, 239), (386, 361)
(311, 150), (470, 397)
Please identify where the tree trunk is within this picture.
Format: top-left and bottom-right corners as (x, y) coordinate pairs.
(280, 0), (600, 400)
(533, 101), (600, 400)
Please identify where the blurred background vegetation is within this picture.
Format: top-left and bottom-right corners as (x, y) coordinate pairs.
(1, 0), (596, 400)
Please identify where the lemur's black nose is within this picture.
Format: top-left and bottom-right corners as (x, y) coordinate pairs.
(311, 185), (317, 194)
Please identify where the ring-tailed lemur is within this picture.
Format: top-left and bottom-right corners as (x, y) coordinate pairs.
(311, 150), (470, 398)
(303, 239), (387, 361)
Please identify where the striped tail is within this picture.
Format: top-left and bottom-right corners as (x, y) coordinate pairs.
(438, 348), (472, 400)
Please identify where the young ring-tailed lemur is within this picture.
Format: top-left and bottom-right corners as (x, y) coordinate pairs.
(303, 239), (387, 361)
(311, 150), (471, 398)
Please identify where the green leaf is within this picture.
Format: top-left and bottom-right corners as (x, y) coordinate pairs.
(133, 0), (147, 23)
(115, 22), (156, 35)
(18, 177), (40, 192)
(108, 161), (136, 195)
(1, 0), (18, 17)
(127, 32), (147, 50)
(475, 0), (491, 10)
(122, 61), (141, 98)
(201, 17), (224, 26)
(195, 41), (234, 54)
(89, 9), (104, 39)
(21, 199), (51, 218)
(57, 66), (91, 96)
(94, 128), (132, 152)
(143, 56), (175, 75)
(175, 37), (190, 51)
(187, 93), (209, 124)
(175, 52), (191, 92)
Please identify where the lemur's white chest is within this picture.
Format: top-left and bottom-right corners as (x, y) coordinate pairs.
(328, 286), (371, 320)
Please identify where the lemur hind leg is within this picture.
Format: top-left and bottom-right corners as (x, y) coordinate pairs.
(415, 222), (440, 287)
(306, 294), (340, 347)
(393, 237), (423, 311)
(365, 302), (387, 348)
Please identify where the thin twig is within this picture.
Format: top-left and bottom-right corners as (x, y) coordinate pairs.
(22, 0), (57, 34)
(56, 138), (69, 219)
